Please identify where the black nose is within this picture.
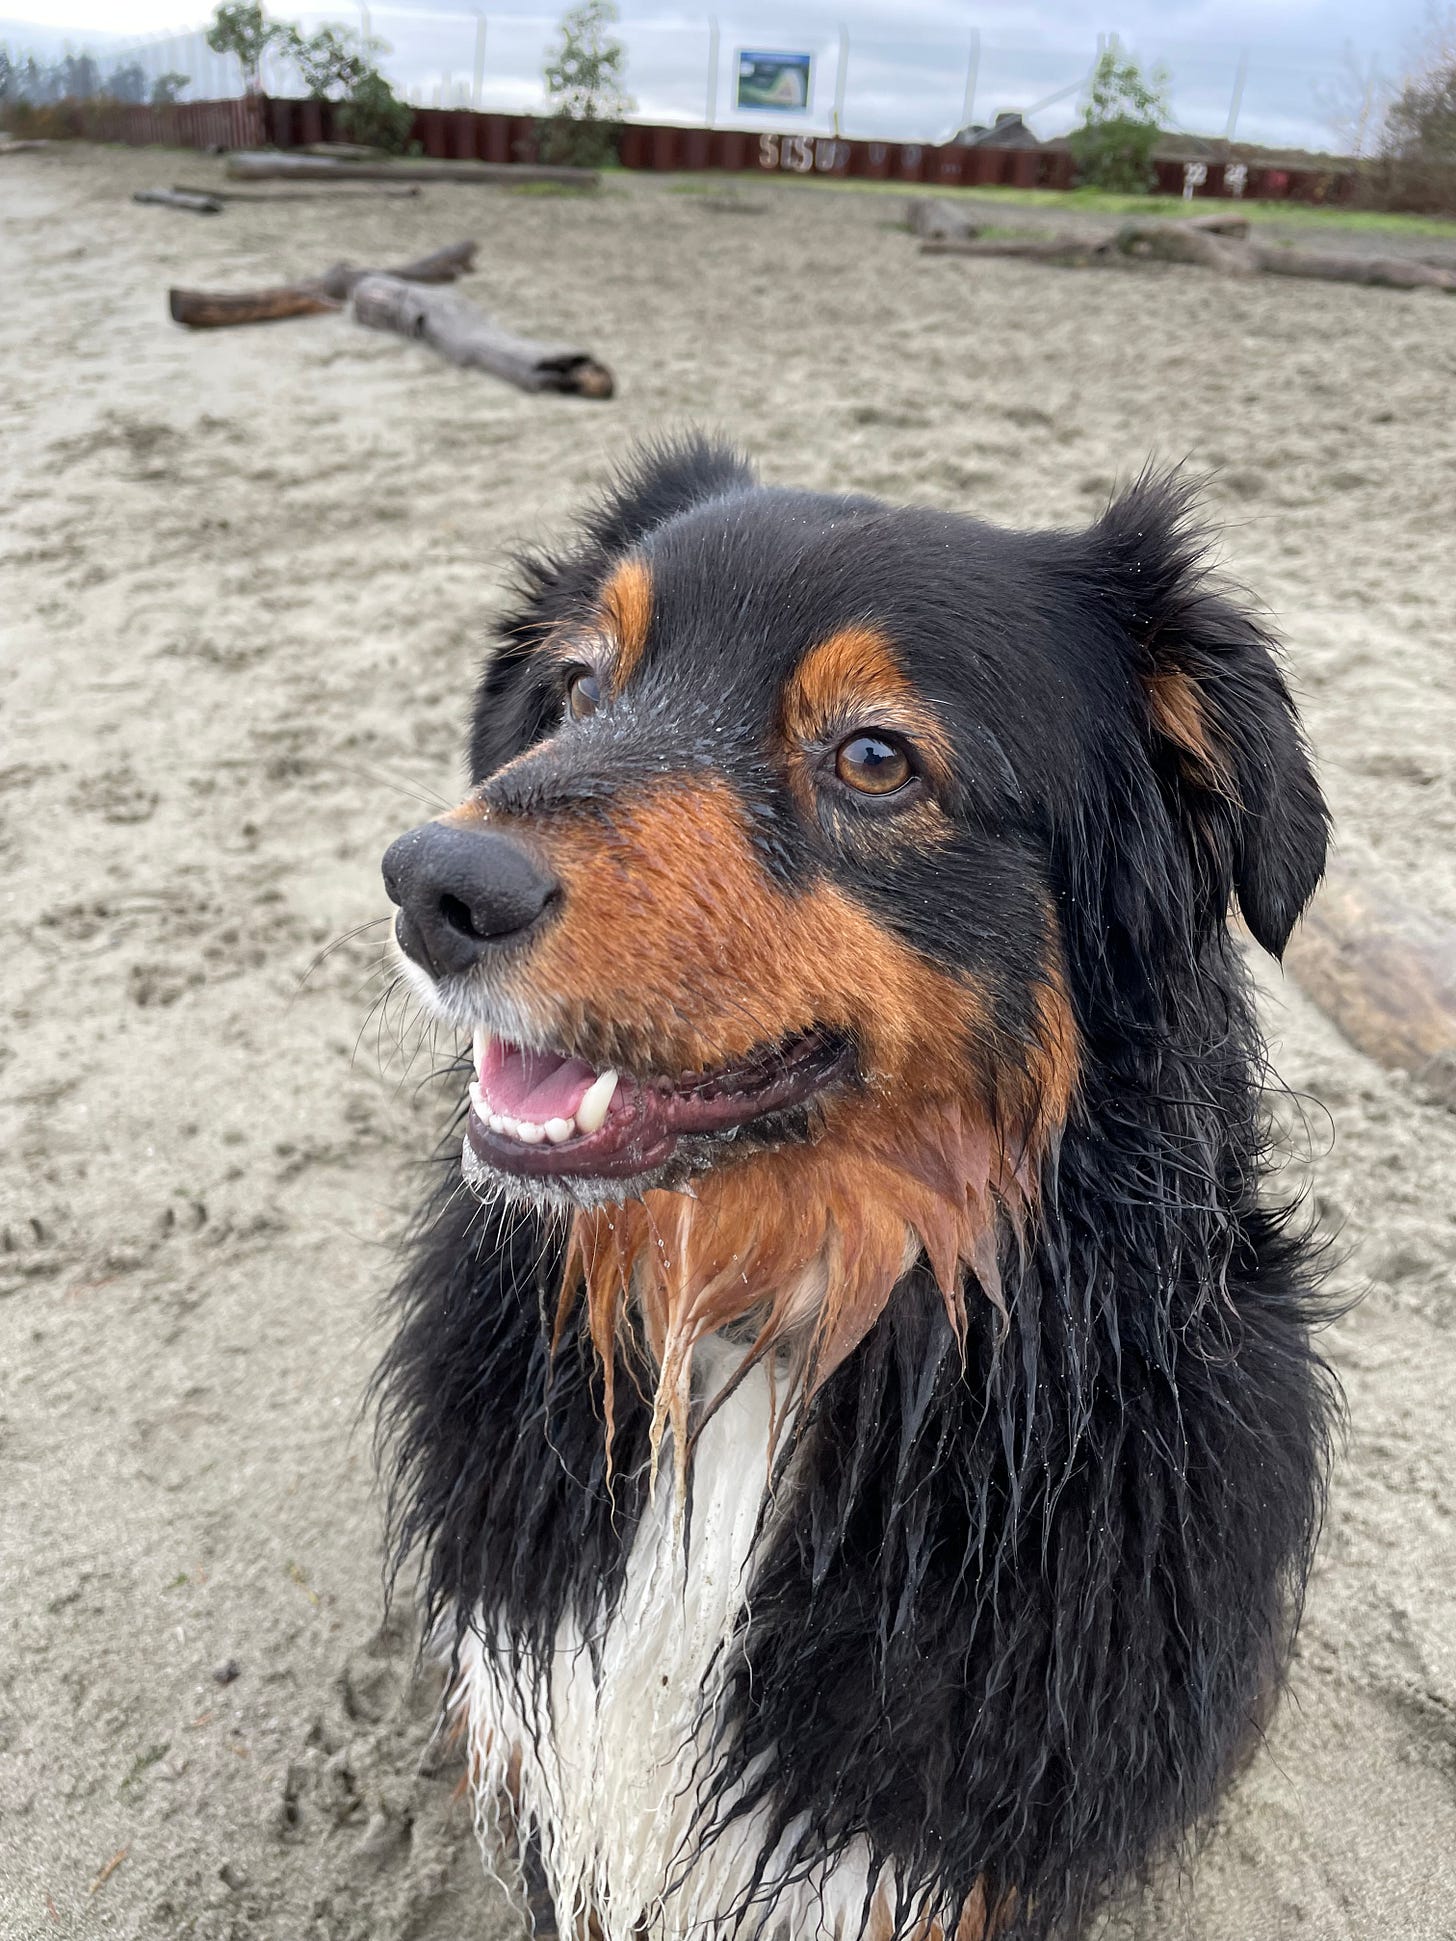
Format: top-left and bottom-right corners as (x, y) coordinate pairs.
(381, 821), (560, 977)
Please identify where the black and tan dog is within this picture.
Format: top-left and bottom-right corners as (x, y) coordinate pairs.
(378, 439), (1333, 1941)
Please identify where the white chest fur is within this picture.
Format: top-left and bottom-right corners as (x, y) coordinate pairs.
(455, 1351), (874, 1940)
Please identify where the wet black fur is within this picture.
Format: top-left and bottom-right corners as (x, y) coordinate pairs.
(379, 439), (1336, 1939)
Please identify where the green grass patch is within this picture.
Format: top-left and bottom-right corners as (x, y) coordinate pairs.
(629, 168), (1456, 238)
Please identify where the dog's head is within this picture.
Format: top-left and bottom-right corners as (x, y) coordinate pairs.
(384, 440), (1326, 1404)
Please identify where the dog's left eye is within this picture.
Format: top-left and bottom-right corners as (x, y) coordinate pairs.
(835, 733), (913, 795)
(565, 669), (602, 720)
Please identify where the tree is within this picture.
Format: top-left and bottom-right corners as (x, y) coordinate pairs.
(1068, 39), (1169, 194)
(1316, 42), (1390, 160)
(541, 0), (632, 168)
(151, 71), (190, 106)
(106, 60), (148, 103)
(285, 23), (376, 100)
(1383, 19), (1456, 161)
(1365, 7), (1456, 211)
(60, 51), (100, 100)
(336, 68), (415, 152)
(205, 1), (284, 95)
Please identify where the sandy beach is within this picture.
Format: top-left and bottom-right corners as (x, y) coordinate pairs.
(1, 145), (1454, 1939)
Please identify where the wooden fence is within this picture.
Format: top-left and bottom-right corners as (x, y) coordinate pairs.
(78, 94), (1358, 206)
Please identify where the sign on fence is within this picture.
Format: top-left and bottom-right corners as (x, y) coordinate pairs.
(735, 51), (812, 112)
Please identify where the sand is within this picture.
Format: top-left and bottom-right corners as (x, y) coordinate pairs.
(1, 144), (1453, 1941)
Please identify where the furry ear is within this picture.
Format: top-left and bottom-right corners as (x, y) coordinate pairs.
(468, 437), (755, 780)
(1090, 473), (1328, 956)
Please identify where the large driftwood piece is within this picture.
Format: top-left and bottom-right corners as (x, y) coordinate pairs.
(906, 198), (981, 243)
(173, 181), (422, 203)
(1253, 246), (1456, 290)
(1114, 219), (1456, 288)
(1285, 861), (1456, 1107)
(169, 240), (477, 329)
(351, 273), (613, 397)
(226, 151), (598, 189)
(921, 234), (1106, 266)
(921, 211), (1456, 292)
(134, 187), (223, 214)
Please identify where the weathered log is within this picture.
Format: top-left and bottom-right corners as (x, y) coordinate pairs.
(351, 273), (613, 398)
(1114, 219), (1259, 275)
(170, 284), (342, 327)
(906, 198), (981, 243)
(169, 240), (477, 329)
(0, 138), (49, 156)
(1183, 211), (1253, 237)
(920, 233), (1108, 267)
(1285, 861), (1456, 1107)
(1253, 247), (1456, 290)
(173, 181), (423, 202)
(226, 150), (598, 189)
(296, 141), (389, 160)
(924, 212), (1456, 294)
(134, 187), (223, 214)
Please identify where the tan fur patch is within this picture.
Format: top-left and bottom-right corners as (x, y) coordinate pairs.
(1144, 667), (1236, 797)
(492, 777), (1079, 1463)
(598, 556), (654, 688)
(783, 625), (955, 789)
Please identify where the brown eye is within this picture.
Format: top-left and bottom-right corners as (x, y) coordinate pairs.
(566, 669), (602, 720)
(835, 733), (913, 795)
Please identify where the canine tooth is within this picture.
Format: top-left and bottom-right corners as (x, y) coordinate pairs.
(576, 1070), (618, 1135)
(472, 1026), (489, 1073)
(544, 1117), (574, 1144)
(469, 1082), (486, 1119)
(516, 1120), (545, 1144)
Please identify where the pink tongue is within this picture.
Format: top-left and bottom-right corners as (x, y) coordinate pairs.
(481, 1040), (598, 1123)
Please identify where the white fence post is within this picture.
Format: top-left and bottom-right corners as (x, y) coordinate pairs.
(833, 23), (849, 136)
(473, 15), (488, 111)
(1224, 49), (1248, 147)
(960, 28), (979, 133)
(706, 16), (719, 128)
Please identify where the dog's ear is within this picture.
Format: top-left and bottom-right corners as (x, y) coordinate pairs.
(1090, 473), (1328, 956)
(469, 438), (756, 779)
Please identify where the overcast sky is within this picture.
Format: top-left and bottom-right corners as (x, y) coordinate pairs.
(1, 0), (1438, 150)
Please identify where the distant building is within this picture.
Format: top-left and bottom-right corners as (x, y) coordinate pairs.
(952, 109), (1038, 149)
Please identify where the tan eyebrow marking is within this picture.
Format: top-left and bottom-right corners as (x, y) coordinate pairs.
(598, 556), (653, 689)
(781, 625), (954, 788)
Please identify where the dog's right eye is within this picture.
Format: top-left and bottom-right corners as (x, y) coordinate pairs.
(565, 669), (602, 720)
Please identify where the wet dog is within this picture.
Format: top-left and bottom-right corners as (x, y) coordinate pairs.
(377, 439), (1333, 1940)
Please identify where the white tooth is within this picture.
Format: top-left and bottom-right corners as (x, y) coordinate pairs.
(469, 1082), (486, 1118)
(544, 1117), (574, 1144)
(499, 1116), (518, 1139)
(488, 1113), (505, 1134)
(516, 1120), (545, 1145)
(472, 1026), (489, 1074)
(576, 1070), (619, 1136)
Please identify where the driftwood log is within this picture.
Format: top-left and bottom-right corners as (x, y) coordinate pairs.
(134, 187), (222, 214)
(226, 151), (598, 190)
(1114, 218), (1456, 289)
(351, 273), (613, 397)
(169, 240), (477, 329)
(907, 198), (981, 243)
(172, 181), (422, 203)
(1285, 862), (1456, 1107)
(921, 210), (1456, 292)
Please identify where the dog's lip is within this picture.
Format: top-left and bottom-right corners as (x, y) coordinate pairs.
(462, 1028), (854, 1182)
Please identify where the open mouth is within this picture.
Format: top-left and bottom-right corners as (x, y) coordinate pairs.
(462, 1026), (854, 1186)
